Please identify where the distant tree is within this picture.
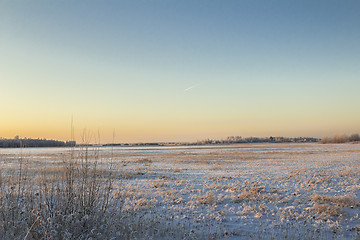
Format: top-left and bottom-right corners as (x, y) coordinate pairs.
(321, 133), (360, 144)
(333, 134), (348, 143)
(349, 133), (360, 142)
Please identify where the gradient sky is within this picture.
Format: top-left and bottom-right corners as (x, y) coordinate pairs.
(1, 0), (359, 143)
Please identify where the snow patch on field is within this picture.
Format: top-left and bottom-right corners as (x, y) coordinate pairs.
(1, 143), (360, 239)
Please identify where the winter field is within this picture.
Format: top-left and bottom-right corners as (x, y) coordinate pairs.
(1, 143), (360, 239)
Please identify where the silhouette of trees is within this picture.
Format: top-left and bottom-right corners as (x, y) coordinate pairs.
(193, 136), (319, 145)
(0, 137), (76, 148)
(321, 133), (360, 144)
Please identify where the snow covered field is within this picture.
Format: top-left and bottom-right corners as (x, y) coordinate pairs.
(1, 143), (360, 239)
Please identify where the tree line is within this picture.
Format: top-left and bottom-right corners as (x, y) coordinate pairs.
(320, 133), (360, 144)
(0, 137), (76, 148)
(192, 136), (320, 145)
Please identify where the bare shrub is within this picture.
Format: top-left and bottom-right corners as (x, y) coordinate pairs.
(0, 145), (114, 239)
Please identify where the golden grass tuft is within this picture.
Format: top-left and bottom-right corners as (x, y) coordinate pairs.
(232, 186), (265, 203)
(196, 191), (216, 205)
(312, 194), (360, 208)
(311, 194), (360, 219)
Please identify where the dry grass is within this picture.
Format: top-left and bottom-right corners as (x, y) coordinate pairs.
(135, 158), (152, 164)
(312, 194), (360, 208)
(196, 191), (216, 205)
(0, 146), (115, 239)
(313, 204), (342, 217)
(311, 194), (360, 219)
(232, 186), (265, 203)
(1, 142), (360, 239)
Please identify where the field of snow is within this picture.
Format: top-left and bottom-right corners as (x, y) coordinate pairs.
(1, 143), (360, 239)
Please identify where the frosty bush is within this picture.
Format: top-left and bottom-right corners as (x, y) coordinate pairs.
(0, 146), (114, 239)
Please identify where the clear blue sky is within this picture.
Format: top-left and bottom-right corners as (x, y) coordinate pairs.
(1, 0), (359, 143)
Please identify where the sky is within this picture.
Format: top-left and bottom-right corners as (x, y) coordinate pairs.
(1, 0), (359, 143)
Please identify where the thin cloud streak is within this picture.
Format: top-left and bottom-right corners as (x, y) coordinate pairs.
(184, 84), (200, 92)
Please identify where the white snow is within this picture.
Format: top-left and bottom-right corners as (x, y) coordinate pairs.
(1, 142), (360, 239)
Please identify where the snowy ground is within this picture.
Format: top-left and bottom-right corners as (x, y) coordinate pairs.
(1, 143), (360, 239)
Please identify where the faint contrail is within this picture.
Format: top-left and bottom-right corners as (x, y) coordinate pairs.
(184, 84), (200, 92)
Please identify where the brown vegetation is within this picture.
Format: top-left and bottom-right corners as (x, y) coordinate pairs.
(321, 133), (360, 144)
(311, 194), (360, 219)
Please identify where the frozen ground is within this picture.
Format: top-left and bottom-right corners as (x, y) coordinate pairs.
(1, 143), (360, 239)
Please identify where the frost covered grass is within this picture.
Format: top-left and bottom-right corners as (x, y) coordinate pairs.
(1, 143), (360, 239)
